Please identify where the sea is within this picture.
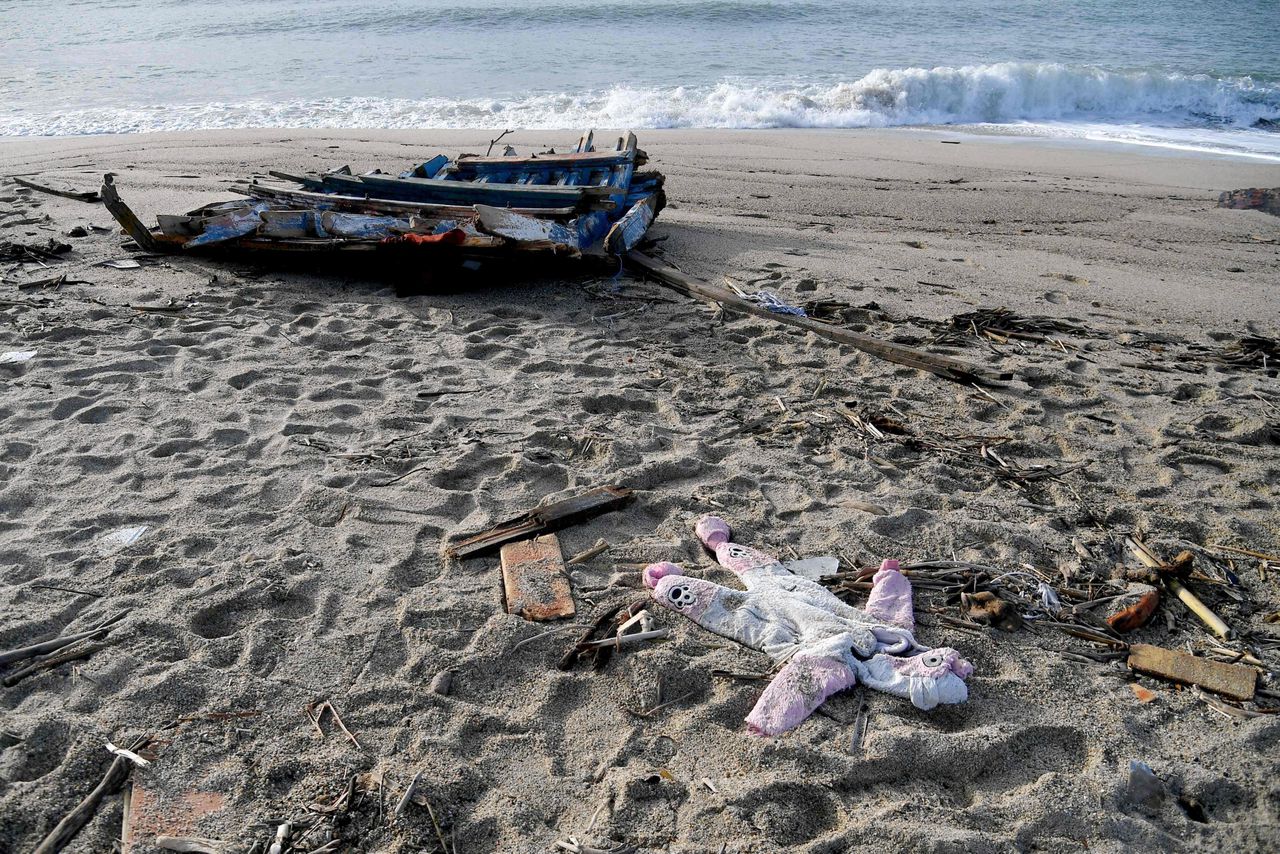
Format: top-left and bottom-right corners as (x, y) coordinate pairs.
(2, 0), (1279, 160)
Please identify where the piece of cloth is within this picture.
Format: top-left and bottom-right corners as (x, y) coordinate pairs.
(645, 516), (973, 736)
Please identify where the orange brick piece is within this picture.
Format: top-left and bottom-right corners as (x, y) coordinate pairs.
(122, 781), (226, 852)
(1127, 643), (1257, 701)
(501, 534), (575, 621)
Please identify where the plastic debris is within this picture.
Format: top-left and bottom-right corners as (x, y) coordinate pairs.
(98, 525), (148, 554)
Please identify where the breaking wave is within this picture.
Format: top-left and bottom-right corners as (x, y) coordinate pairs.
(4, 63), (1278, 156)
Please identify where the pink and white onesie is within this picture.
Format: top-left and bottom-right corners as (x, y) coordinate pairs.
(644, 516), (973, 736)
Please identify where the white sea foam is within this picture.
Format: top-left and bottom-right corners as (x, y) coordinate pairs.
(4, 63), (1277, 158)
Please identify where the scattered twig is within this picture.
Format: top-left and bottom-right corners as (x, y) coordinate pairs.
(29, 583), (102, 598)
(567, 540), (611, 566)
(394, 770), (423, 821)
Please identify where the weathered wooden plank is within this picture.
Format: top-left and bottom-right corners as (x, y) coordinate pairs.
(454, 149), (636, 170)
(447, 486), (633, 559)
(1128, 643), (1257, 701)
(604, 195), (658, 255)
(256, 210), (313, 238)
(235, 184), (577, 219)
(318, 211), (405, 239)
(99, 175), (169, 252)
(156, 215), (200, 237)
(474, 205), (581, 249)
(501, 534), (575, 621)
(12, 176), (100, 202)
(625, 251), (1009, 385)
(406, 154), (450, 178)
(320, 172), (614, 210)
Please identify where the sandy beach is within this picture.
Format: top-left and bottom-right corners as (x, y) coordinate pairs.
(1, 128), (1278, 853)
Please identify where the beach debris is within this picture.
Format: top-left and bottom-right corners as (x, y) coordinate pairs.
(644, 517), (972, 736)
(501, 533), (576, 621)
(960, 590), (1023, 631)
(10, 176), (101, 203)
(557, 597), (649, 671)
(1105, 583), (1161, 633)
(937, 307), (1087, 346)
(2, 640), (110, 687)
(1130, 684), (1158, 703)
(393, 770), (423, 821)
(100, 258), (143, 269)
(99, 132), (665, 262)
(266, 822), (290, 854)
(1126, 760), (1165, 814)
(447, 485), (633, 559)
(1127, 643), (1257, 701)
(1218, 187), (1280, 216)
(155, 837), (228, 854)
(303, 700), (362, 748)
(782, 555), (840, 582)
(99, 524), (148, 554)
(567, 539), (611, 566)
(0, 349), (37, 364)
(720, 278), (808, 316)
(1216, 335), (1277, 373)
(626, 250), (1007, 385)
(1126, 537), (1231, 640)
(106, 741), (151, 767)
(33, 737), (147, 854)
(0, 610), (126, 668)
(122, 781), (229, 854)
(555, 838), (636, 854)
(0, 237), (72, 262)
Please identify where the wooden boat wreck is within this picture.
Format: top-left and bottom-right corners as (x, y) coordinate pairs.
(100, 131), (665, 263)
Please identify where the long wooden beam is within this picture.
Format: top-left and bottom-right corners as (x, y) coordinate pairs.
(625, 251), (1008, 385)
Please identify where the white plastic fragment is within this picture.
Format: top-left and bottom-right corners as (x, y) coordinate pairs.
(0, 350), (37, 364)
(783, 556), (840, 581)
(106, 740), (150, 767)
(98, 525), (148, 554)
(100, 258), (142, 269)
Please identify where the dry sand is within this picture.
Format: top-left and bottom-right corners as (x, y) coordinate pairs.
(1, 128), (1278, 853)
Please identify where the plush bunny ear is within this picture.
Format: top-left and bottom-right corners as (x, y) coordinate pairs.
(863, 559), (915, 631)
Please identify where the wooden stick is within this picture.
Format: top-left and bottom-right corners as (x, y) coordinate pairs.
(32, 753), (133, 854)
(578, 629), (669, 649)
(625, 251), (1007, 385)
(394, 770), (422, 820)
(11, 176), (100, 202)
(1126, 538), (1230, 640)
(1207, 543), (1280, 563)
(567, 540), (610, 566)
(2, 641), (108, 687)
(319, 701), (362, 749)
(0, 612), (126, 667)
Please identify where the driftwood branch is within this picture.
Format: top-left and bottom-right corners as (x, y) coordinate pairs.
(2, 641), (109, 687)
(0, 611), (127, 667)
(32, 748), (137, 854)
(625, 251), (1007, 385)
(11, 176), (101, 202)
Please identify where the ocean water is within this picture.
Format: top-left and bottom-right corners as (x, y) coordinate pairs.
(2, 0), (1278, 159)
